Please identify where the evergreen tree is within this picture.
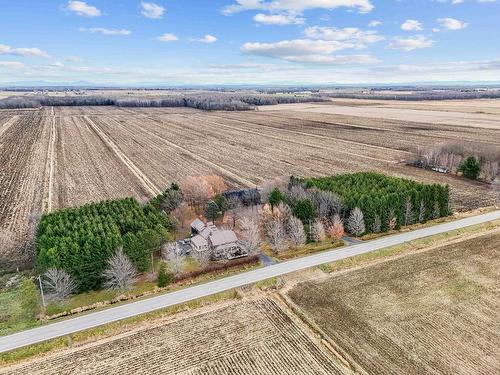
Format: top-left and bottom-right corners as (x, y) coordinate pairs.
(458, 156), (481, 180)
(292, 199), (315, 223)
(157, 262), (172, 287)
(268, 188), (285, 211)
(205, 200), (221, 222)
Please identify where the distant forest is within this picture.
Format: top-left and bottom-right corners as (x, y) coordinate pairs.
(0, 93), (327, 110)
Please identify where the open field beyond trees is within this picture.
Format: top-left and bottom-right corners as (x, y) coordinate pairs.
(1, 101), (499, 265)
(288, 230), (500, 375)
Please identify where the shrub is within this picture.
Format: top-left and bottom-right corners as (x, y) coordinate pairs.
(157, 263), (173, 288)
(268, 188), (285, 211)
(458, 156), (481, 180)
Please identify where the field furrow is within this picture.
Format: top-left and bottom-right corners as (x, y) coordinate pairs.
(0, 298), (348, 374)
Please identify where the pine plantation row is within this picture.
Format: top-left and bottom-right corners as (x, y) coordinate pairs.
(36, 198), (173, 292)
(300, 172), (451, 233)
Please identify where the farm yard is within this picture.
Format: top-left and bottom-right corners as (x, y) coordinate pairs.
(0, 100), (499, 266)
(288, 230), (500, 375)
(0, 297), (348, 375)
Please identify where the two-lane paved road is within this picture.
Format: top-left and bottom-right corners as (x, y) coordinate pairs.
(1, 210), (498, 353)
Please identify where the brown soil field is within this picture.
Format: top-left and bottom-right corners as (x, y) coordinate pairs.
(0, 297), (348, 375)
(288, 231), (500, 375)
(1, 103), (499, 264)
(260, 100), (500, 130)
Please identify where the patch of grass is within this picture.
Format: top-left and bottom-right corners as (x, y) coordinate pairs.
(182, 256), (200, 273)
(45, 282), (157, 317)
(443, 276), (483, 301)
(0, 289), (239, 366)
(254, 277), (278, 290)
(268, 239), (344, 261)
(0, 280), (40, 337)
(319, 219), (500, 273)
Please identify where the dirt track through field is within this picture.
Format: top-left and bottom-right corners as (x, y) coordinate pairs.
(43, 107), (56, 213)
(84, 116), (161, 196)
(0, 116), (19, 138)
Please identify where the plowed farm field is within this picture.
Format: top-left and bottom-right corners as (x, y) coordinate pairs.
(1, 104), (498, 264)
(0, 298), (348, 375)
(288, 231), (500, 375)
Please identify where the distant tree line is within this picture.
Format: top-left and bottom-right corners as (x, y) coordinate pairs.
(414, 140), (499, 181)
(36, 197), (173, 292)
(327, 90), (500, 101)
(0, 93), (327, 110)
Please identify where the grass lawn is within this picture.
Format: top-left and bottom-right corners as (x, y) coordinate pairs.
(263, 238), (344, 261)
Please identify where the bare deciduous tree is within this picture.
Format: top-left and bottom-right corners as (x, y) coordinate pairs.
(311, 190), (343, 219)
(239, 216), (261, 255)
(43, 268), (77, 302)
(179, 176), (214, 207)
(347, 207), (365, 237)
(286, 185), (308, 205)
(404, 198), (414, 226)
(203, 175), (227, 195)
(102, 248), (138, 291)
(311, 219), (326, 242)
(387, 208), (397, 231)
(329, 214), (345, 240)
(167, 248), (184, 276)
(259, 176), (289, 203)
(265, 218), (287, 254)
(419, 200), (426, 223)
(287, 216), (306, 247)
(277, 202), (292, 227)
(371, 215), (382, 233)
(193, 249), (211, 269)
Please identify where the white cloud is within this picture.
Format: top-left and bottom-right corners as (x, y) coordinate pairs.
(47, 61), (65, 68)
(157, 33), (179, 42)
(79, 27), (132, 36)
(66, 1), (101, 17)
(192, 34), (217, 43)
(387, 35), (433, 51)
(65, 55), (83, 62)
(0, 44), (50, 58)
(253, 13), (304, 25)
(401, 19), (423, 31)
(241, 39), (377, 64)
(223, 0), (374, 14)
(438, 17), (469, 30)
(141, 2), (165, 19)
(0, 61), (25, 70)
(304, 26), (384, 48)
(368, 20), (382, 27)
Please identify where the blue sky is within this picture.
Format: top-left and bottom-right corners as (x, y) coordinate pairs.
(0, 0), (499, 85)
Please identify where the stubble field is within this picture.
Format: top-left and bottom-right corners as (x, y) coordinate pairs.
(0, 297), (348, 375)
(1, 101), (499, 264)
(288, 231), (500, 375)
